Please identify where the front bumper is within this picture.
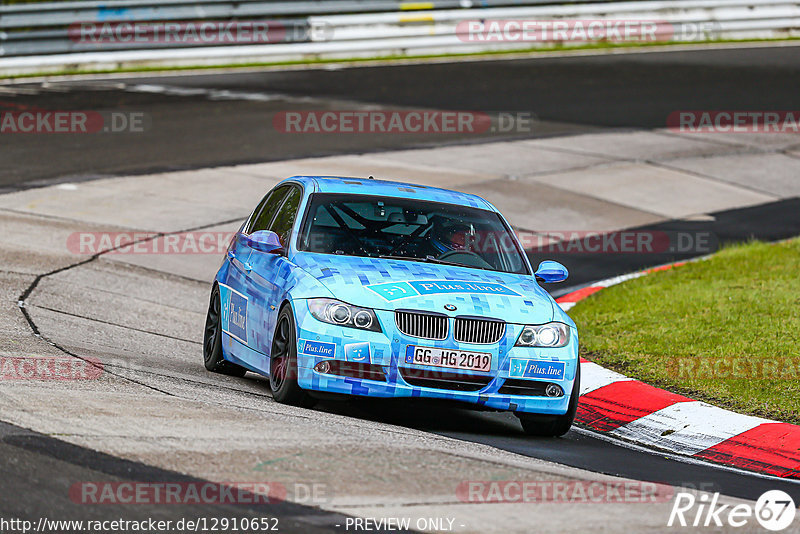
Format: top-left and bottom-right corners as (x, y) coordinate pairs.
(292, 300), (579, 415)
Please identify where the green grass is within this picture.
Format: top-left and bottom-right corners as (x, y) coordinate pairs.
(570, 239), (800, 424)
(3, 36), (800, 80)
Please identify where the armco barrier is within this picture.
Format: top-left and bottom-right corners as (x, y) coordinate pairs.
(0, 0), (584, 55)
(1, 1), (799, 86)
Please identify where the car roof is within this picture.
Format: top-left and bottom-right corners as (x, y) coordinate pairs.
(284, 175), (497, 212)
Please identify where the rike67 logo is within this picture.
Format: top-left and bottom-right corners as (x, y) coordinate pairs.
(669, 490), (796, 531)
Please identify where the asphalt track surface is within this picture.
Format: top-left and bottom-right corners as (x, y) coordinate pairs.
(3, 44), (800, 187)
(2, 44), (800, 526)
(545, 197), (800, 290)
(315, 398), (800, 501)
(0, 421), (350, 532)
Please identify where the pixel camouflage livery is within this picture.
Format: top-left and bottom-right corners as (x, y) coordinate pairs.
(203, 176), (580, 436)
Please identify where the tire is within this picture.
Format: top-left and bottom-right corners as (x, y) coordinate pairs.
(517, 363), (580, 437)
(269, 305), (314, 407)
(203, 285), (247, 377)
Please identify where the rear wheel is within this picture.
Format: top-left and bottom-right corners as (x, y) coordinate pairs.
(517, 363), (580, 437)
(203, 285), (247, 377)
(270, 305), (314, 407)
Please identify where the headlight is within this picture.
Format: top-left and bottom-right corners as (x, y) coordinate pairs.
(308, 299), (381, 332)
(515, 323), (570, 348)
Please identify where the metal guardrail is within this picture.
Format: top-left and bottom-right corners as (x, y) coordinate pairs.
(0, 0), (798, 73)
(0, 0), (591, 56)
(0, 0), (585, 29)
(315, 0), (800, 37)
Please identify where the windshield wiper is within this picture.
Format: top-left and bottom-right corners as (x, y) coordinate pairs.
(379, 254), (435, 263)
(378, 254), (494, 271)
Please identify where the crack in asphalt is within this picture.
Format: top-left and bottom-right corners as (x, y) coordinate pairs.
(29, 303), (202, 345)
(47, 280), (209, 311)
(6, 216), (433, 434)
(645, 159), (783, 199)
(100, 365), (275, 399)
(0, 205), (136, 229)
(14, 216), (246, 399)
(0, 268), (42, 277)
(10, 220), (509, 444)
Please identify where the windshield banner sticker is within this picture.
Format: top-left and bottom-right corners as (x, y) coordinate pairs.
(367, 280), (519, 300)
(410, 280), (520, 296)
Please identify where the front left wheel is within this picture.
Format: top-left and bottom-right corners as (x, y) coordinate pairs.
(270, 305), (314, 407)
(203, 285), (247, 377)
(516, 363), (580, 437)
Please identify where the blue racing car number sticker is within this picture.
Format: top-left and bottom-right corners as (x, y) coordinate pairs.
(509, 358), (565, 380)
(367, 280), (519, 300)
(300, 340), (336, 358)
(344, 342), (371, 363)
(366, 281), (417, 301)
(219, 284), (248, 344)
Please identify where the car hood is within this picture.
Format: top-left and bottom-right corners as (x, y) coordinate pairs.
(291, 252), (554, 324)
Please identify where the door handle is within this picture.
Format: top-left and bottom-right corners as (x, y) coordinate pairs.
(244, 263), (252, 272)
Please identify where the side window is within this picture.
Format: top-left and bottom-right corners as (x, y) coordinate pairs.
(248, 185), (290, 233)
(269, 187), (302, 247)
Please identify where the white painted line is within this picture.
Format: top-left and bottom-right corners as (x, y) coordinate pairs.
(595, 271), (646, 288)
(125, 84), (290, 102)
(580, 361), (632, 395)
(610, 401), (770, 456)
(0, 86), (40, 95)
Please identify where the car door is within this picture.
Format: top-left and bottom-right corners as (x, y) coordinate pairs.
(245, 184), (303, 356)
(222, 185), (291, 351)
(228, 184), (291, 277)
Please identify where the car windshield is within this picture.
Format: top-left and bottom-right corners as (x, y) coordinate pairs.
(297, 193), (529, 275)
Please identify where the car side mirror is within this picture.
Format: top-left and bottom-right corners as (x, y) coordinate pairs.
(245, 230), (284, 254)
(535, 260), (568, 283)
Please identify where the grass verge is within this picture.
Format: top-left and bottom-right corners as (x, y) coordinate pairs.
(570, 238), (800, 424)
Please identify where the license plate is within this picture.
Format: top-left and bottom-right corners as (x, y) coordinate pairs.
(405, 346), (492, 372)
